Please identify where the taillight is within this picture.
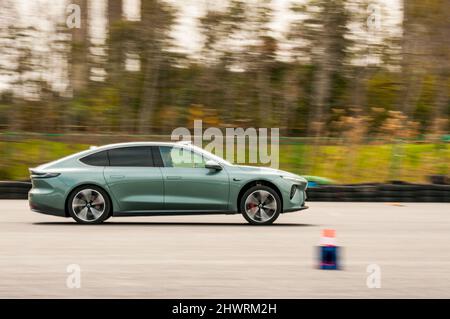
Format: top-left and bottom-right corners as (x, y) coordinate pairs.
(30, 169), (60, 179)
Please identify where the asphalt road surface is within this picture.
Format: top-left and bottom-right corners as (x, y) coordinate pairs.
(1, 200), (449, 298)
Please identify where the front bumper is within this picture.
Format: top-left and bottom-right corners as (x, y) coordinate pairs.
(281, 180), (308, 212)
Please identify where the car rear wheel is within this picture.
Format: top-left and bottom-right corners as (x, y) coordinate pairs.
(68, 186), (111, 224)
(240, 185), (281, 225)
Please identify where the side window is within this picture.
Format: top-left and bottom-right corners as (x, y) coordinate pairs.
(159, 146), (206, 168)
(80, 150), (109, 166)
(190, 151), (206, 168)
(108, 147), (154, 167)
(150, 146), (164, 167)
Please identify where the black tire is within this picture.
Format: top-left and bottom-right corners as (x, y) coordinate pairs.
(240, 185), (281, 225)
(67, 185), (111, 224)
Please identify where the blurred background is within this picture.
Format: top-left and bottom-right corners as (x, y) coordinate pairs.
(0, 0), (448, 183)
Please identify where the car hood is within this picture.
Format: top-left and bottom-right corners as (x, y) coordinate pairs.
(233, 165), (306, 181)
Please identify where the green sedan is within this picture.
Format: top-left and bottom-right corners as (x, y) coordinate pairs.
(29, 142), (308, 225)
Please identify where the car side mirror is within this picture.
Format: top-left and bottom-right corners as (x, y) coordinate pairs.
(205, 160), (222, 171)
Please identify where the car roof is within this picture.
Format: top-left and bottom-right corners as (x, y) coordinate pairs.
(91, 141), (192, 151)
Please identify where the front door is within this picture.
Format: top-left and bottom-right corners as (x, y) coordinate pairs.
(157, 146), (230, 211)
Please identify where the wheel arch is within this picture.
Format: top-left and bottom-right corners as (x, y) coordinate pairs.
(64, 183), (113, 217)
(237, 180), (283, 213)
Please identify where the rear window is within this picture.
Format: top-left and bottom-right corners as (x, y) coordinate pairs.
(80, 150), (109, 166)
(108, 147), (153, 167)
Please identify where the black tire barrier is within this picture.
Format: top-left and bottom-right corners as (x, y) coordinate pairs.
(0, 181), (31, 199)
(0, 181), (449, 202)
(0, 193), (29, 199)
(0, 181), (31, 189)
(307, 182), (450, 202)
(0, 187), (31, 193)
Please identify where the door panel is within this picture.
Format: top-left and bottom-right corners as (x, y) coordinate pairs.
(161, 167), (230, 211)
(157, 146), (230, 211)
(104, 167), (164, 211)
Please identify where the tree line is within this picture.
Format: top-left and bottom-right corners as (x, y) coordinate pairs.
(0, 0), (448, 138)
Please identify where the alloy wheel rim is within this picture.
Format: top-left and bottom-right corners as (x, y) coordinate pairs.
(244, 190), (277, 222)
(72, 189), (105, 222)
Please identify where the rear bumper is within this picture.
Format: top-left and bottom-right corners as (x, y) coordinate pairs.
(28, 191), (66, 217)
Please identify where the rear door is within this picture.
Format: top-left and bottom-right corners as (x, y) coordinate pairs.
(156, 146), (230, 211)
(104, 146), (164, 212)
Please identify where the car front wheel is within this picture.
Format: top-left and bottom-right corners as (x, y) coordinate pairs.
(68, 186), (111, 224)
(240, 185), (281, 225)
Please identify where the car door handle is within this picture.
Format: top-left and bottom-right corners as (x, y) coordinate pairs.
(110, 175), (125, 179)
(166, 176), (182, 180)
